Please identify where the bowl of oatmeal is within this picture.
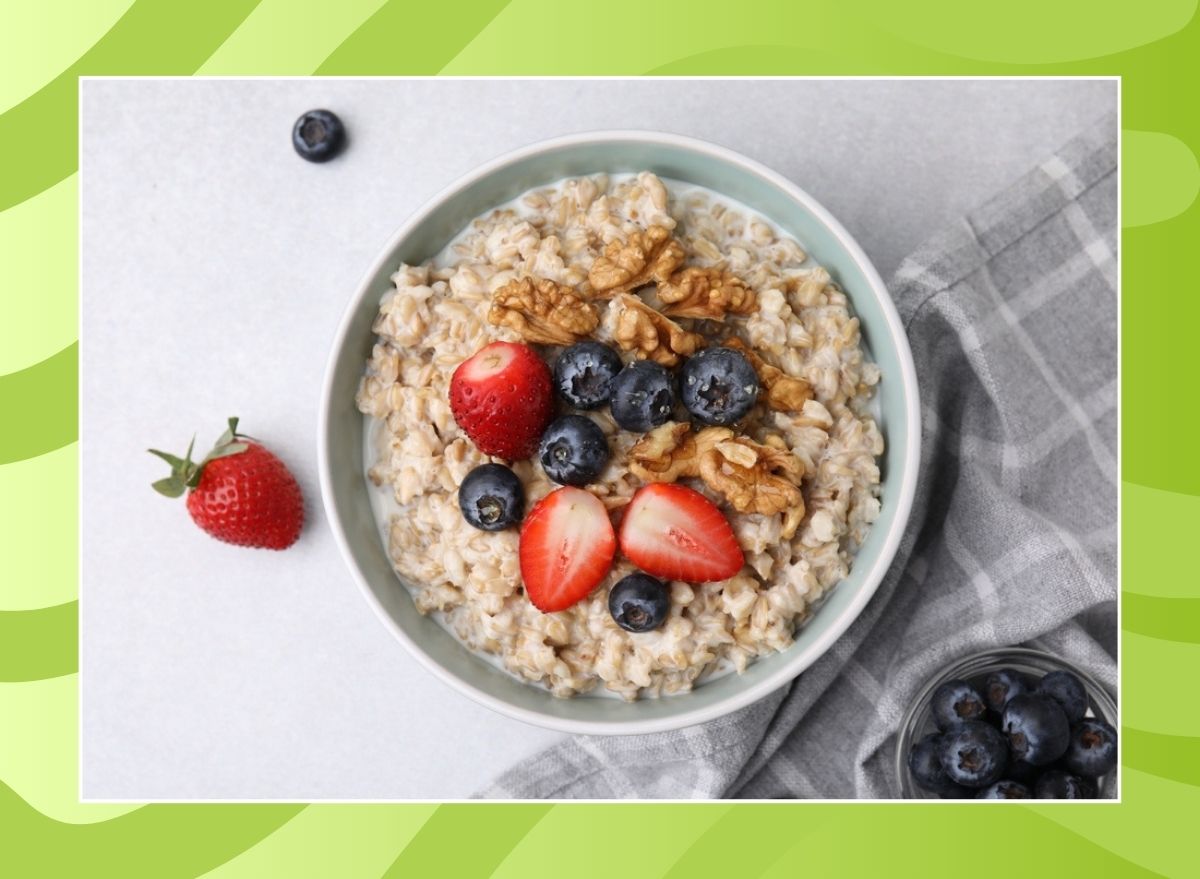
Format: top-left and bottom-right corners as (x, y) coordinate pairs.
(319, 131), (920, 734)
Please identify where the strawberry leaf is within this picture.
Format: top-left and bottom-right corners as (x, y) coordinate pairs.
(152, 476), (186, 498)
(214, 417), (241, 449)
(205, 442), (248, 462)
(150, 419), (248, 496)
(148, 448), (185, 469)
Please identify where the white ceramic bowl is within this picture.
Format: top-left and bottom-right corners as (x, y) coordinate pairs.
(319, 131), (920, 734)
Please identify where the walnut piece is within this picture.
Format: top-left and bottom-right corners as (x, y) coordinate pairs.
(698, 432), (806, 538)
(587, 225), (685, 297)
(628, 422), (701, 483)
(610, 293), (704, 367)
(487, 276), (599, 346)
(628, 423), (734, 483)
(628, 423), (806, 538)
(657, 267), (757, 320)
(724, 336), (813, 412)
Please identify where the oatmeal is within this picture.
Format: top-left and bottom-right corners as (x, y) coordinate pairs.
(356, 172), (883, 700)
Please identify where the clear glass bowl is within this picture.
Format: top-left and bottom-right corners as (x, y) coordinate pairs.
(895, 647), (1118, 799)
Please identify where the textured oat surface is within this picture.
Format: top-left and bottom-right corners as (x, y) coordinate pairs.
(358, 173), (883, 699)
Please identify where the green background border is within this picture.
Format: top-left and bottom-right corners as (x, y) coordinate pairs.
(2, 0), (1194, 875)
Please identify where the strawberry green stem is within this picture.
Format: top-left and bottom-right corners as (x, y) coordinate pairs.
(149, 416), (249, 498)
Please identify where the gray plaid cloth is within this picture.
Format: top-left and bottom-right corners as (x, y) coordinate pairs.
(481, 114), (1118, 799)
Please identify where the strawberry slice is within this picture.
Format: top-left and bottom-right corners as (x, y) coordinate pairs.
(618, 483), (744, 582)
(519, 487), (616, 612)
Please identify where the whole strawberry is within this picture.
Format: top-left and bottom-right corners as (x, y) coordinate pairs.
(449, 341), (553, 460)
(150, 418), (303, 550)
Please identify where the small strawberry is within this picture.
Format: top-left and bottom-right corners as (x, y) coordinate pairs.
(449, 341), (553, 460)
(149, 417), (303, 550)
(519, 487), (616, 612)
(618, 483), (744, 582)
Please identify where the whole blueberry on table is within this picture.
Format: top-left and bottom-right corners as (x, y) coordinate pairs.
(984, 668), (1029, 714)
(938, 721), (1009, 788)
(538, 415), (610, 486)
(553, 342), (623, 410)
(609, 361), (677, 431)
(1037, 669), (1089, 724)
(458, 463), (524, 531)
(292, 109), (345, 162)
(608, 573), (671, 633)
(908, 732), (971, 797)
(1035, 769), (1097, 799)
(1062, 718), (1118, 778)
(976, 780), (1032, 799)
(1002, 694), (1071, 766)
(679, 347), (760, 426)
(930, 679), (989, 730)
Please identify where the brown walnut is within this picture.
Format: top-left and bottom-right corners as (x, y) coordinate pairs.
(657, 267), (757, 320)
(487, 276), (599, 346)
(587, 225), (685, 297)
(610, 293), (704, 367)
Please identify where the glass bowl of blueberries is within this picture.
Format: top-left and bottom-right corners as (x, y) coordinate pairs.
(895, 647), (1118, 799)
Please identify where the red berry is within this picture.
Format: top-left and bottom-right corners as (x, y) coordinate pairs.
(519, 487), (616, 612)
(449, 341), (553, 460)
(150, 418), (303, 550)
(618, 483), (744, 582)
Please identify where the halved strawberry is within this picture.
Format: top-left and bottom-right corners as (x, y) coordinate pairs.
(618, 483), (744, 582)
(519, 487), (616, 612)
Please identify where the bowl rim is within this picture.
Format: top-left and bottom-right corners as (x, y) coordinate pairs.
(318, 129), (922, 735)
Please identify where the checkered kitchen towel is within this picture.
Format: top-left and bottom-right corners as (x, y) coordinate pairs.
(481, 114), (1118, 799)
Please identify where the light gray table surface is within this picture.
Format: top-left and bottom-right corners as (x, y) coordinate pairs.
(80, 78), (1116, 800)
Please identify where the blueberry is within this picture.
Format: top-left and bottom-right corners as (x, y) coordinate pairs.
(1002, 694), (1071, 766)
(538, 415), (609, 486)
(908, 732), (970, 797)
(938, 721), (1008, 788)
(930, 679), (988, 731)
(1035, 769), (1097, 799)
(292, 109), (345, 163)
(984, 668), (1029, 714)
(608, 573), (670, 633)
(553, 342), (622, 410)
(609, 361), (676, 431)
(1006, 759), (1041, 787)
(679, 347), (759, 426)
(458, 463), (523, 531)
(1062, 719), (1118, 778)
(1037, 670), (1089, 724)
(976, 780), (1032, 799)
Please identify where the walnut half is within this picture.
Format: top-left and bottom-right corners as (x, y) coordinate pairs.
(658, 267), (757, 320)
(487, 276), (599, 346)
(610, 293), (704, 367)
(587, 225), (685, 297)
(628, 423), (806, 537)
(724, 337), (813, 412)
(628, 422), (708, 483)
(699, 433), (805, 537)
